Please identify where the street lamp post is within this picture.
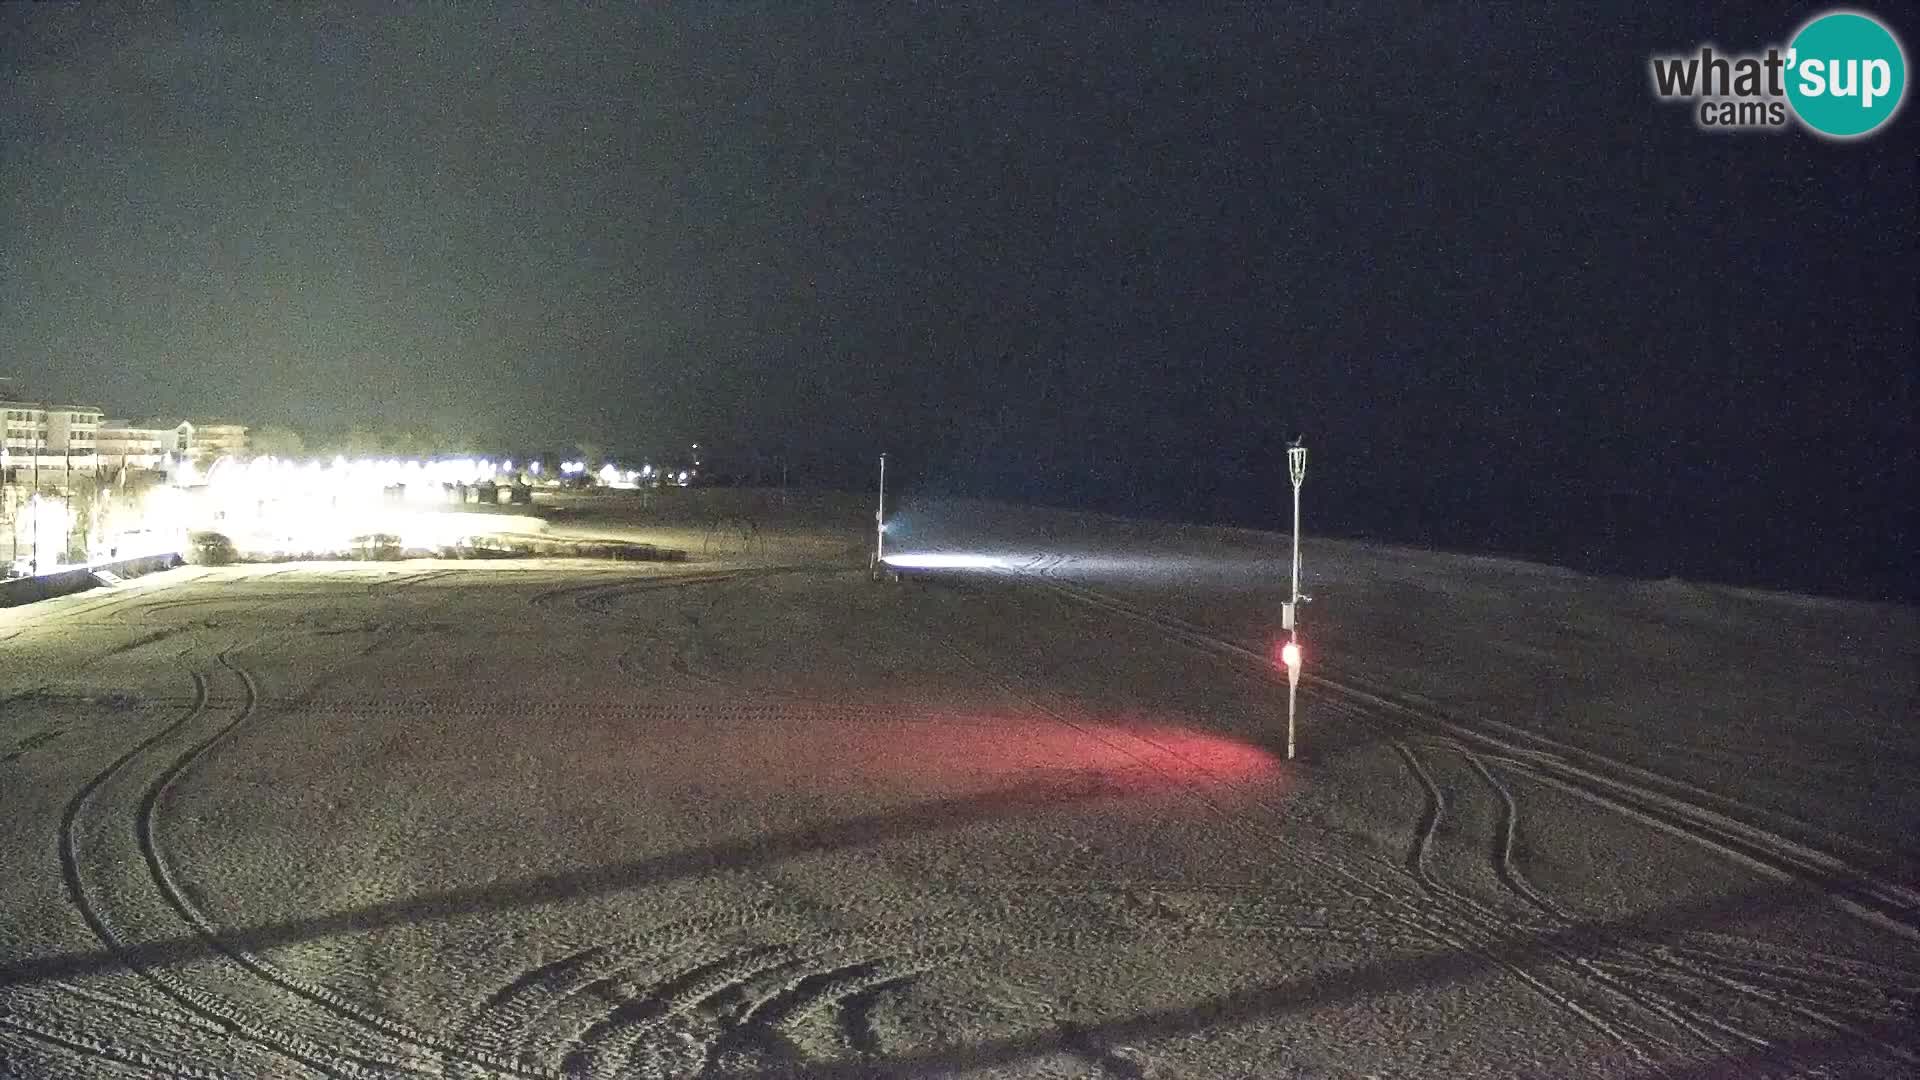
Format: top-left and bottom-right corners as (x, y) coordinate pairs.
(1284, 443), (1307, 760)
(872, 452), (887, 572)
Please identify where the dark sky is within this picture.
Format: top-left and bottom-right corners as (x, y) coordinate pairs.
(3, 5), (1913, 597)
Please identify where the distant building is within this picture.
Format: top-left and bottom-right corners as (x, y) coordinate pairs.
(0, 375), (253, 479)
(45, 407), (102, 455)
(2, 401), (103, 479)
(133, 419), (252, 466)
(190, 421), (250, 459)
(96, 422), (171, 471)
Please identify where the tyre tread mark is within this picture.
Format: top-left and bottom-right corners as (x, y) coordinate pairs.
(839, 974), (917, 1059)
(926, 594), (1658, 1068)
(1030, 573), (1920, 940)
(0, 1011), (250, 1080)
(134, 653), (551, 1078)
(456, 911), (787, 1063)
(1458, 751), (1567, 922)
(1390, 741), (1445, 895)
(1022, 569), (1920, 1068)
(559, 945), (795, 1079)
(56, 671), (373, 1078)
(699, 957), (896, 1075)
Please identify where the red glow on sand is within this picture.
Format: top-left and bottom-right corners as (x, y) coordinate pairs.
(784, 705), (1287, 797)
(1120, 723), (1284, 782)
(632, 700), (1291, 811)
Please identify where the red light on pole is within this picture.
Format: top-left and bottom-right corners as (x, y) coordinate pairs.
(1272, 638), (1303, 671)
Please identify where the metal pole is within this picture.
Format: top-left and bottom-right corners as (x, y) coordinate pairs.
(1287, 676), (1297, 761)
(1285, 443), (1307, 760)
(1290, 480), (1301, 605)
(874, 453), (886, 568)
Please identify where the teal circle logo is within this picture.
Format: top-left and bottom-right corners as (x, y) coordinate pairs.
(1786, 11), (1907, 138)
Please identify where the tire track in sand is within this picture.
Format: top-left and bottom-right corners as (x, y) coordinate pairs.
(131, 652), (557, 1078)
(1018, 567), (1920, 1070)
(54, 667), (369, 1078)
(919, 593), (1662, 1072)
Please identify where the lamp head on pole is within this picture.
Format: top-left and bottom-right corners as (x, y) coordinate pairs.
(1288, 443), (1307, 489)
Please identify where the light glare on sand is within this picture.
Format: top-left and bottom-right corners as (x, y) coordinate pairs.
(881, 553), (1008, 570)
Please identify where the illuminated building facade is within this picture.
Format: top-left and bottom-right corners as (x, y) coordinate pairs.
(2, 402), (103, 478)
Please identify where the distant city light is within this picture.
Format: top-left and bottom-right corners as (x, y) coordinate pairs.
(7, 445), (675, 572)
(19, 495), (73, 572)
(146, 454), (552, 558)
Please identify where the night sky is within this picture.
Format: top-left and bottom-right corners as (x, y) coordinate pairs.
(3, 6), (1913, 598)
